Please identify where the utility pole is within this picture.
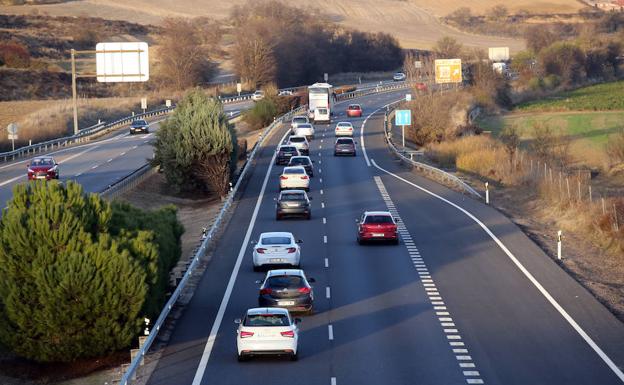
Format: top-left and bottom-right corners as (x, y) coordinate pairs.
(71, 49), (79, 135)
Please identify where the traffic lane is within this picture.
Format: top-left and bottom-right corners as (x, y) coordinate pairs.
(364, 112), (624, 383)
(197, 136), (332, 385)
(320, 125), (466, 385)
(146, 89), (408, 385)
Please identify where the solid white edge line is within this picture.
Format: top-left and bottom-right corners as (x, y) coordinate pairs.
(0, 174), (23, 187)
(360, 99), (403, 167)
(369, 159), (624, 383)
(191, 124), (291, 385)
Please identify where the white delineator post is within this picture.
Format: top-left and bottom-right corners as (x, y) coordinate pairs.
(557, 230), (563, 260)
(485, 182), (490, 204)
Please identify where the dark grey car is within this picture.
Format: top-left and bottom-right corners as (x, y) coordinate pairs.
(334, 137), (356, 156)
(288, 156), (314, 177)
(258, 269), (315, 314)
(130, 119), (149, 134)
(276, 190), (311, 220)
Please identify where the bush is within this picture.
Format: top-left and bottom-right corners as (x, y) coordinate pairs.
(0, 42), (30, 68)
(153, 89), (237, 196)
(0, 181), (182, 362)
(527, 77), (544, 91)
(606, 130), (624, 166)
(542, 74), (561, 90)
(538, 41), (585, 86)
(243, 98), (278, 131)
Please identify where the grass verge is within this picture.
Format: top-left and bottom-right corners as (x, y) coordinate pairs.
(516, 81), (624, 112)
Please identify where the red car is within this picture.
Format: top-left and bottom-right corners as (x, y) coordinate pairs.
(356, 211), (399, 244)
(27, 156), (59, 180)
(415, 82), (428, 91)
(346, 104), (362, 118)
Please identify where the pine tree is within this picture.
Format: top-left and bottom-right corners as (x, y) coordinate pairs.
(0, 181), (182, 362)
(152, 89), (237, 196)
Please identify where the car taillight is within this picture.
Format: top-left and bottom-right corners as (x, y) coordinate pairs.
(280, 330), (295, 338)
(256, 248), (267, 254)
(348, 127), (353, 130)
(280, 176), (288, 180)
(300, 175), (308, 180)
(240, 331), (254, 338)
(260, 288), (273, 295)
(286, 247), (296, 253)
(298, 287), (311, 294)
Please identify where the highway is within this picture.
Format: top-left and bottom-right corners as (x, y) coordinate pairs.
(143, 90), (624, 385)
(0, 101), (251, 207)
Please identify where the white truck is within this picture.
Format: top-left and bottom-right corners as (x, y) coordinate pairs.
(308, 83), (334, 124)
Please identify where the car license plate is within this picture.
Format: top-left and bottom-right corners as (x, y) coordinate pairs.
(286, 203), (299, 207)
(270, 258), (283, 263)
(278, 301), (295, 306)
(372, 233), (384, 237)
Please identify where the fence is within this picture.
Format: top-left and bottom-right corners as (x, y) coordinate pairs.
(384, 107), (482, 199)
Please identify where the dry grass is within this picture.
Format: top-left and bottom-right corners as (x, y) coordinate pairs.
(0, 0), (531, 51)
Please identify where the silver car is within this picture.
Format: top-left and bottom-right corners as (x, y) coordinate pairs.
(291, 116), (309, 133)
(287, 135), (309, 155)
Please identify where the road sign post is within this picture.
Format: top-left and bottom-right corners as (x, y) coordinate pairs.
(557, 230), (563, 260)
(395, 110), (411, 150)
(236, 82), (242, 96)
(324, 73), (328, 82)
(406, 94), (412, 102)
(485, 182), (490, 204)
(141, 97), (147, 114)
(165, 99), (172, 108)
(7, 123), (18, 151)
(434, 59), (462, 84)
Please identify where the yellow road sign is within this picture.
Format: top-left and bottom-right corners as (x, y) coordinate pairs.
(435, 59), (462, 84)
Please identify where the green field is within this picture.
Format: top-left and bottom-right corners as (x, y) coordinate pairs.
(517, 81), (624, 112)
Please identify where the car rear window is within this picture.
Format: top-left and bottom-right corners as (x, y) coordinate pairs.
(317, 108), (328, 114)
(289, 157), (309, 165)
(289, 137), (305, 143)
(337, 123), (351, 127)
(244, 314), (290, 327)
(349, 105), (360, 110)
(280, 146), (297, 152)
(261, 236), (291, 245)
(281, 193), (306, 201)
(336, 139), (353, 145)
(293, 117), (307, 124)
(267, 275), (305, 289)
(284, 168), (305, 174)
(364, 215), (394, 224)
(297, 124), (312, 129)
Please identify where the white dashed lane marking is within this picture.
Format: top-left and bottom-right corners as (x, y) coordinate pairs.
(373, 176), (485, 385)
(328, 325), (334, 340)
(326, 287), (331, 299)
(324, 258), (329, 268)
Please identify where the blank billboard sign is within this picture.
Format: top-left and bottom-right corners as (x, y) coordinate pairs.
(96, 42), (149, 83)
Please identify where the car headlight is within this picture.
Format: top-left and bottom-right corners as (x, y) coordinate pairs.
(27, 168), (34, 173)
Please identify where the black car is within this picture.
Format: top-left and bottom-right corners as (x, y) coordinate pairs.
(276, 189), (311, 220)
(129, 119), (149, 134)
(258, 269), (315, 314)
(334, 137), (356, 156)
(276, 145), (300, 165)
(288, 156), (314, 177)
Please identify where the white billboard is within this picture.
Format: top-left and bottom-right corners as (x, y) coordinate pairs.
(96, 42), (149, 83)
(488, 47), (510, 62)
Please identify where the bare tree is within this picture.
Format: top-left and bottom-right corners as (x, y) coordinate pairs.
(500, 125), (520, 172)
(232, 26), (277, 88)
(157, 18), (215, 90)
(434, 36), (463, 59)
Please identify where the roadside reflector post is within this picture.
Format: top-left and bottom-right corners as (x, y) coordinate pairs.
(485, 182), (489, 204)
(557, 230), (563, 260)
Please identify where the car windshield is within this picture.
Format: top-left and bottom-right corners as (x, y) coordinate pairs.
(280, 147), (297, 152)
(31, 158), (53, 166)
(281, 193), (306, 201)
(349, 105), (360, 110)
(293, 117), (307, 124)
(284, 168), (304, 174)
(267, 275), (305, 289)
(364, 215), (394, 224)
(244, 313), (290, 327)
(261, 236), (291, 245)
(317, 108), (328, 114)
(298, 124), (312, 129)
(289, 158), (309, 165)
(336, 139), (353, 145)
(132, 120), (147, 126)
(289, 137), (305, 143)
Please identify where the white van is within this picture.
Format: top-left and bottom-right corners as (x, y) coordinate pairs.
(314, 107), (330, 124)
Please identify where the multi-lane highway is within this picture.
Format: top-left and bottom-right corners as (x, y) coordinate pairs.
(142, 90), (624, 385)
(0, 101), (251, 207)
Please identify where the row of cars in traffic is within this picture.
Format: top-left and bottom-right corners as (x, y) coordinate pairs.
(235, 103), (400, 362)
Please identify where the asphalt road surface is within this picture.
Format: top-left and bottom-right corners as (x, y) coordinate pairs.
(0, 101), (251, 208)
(144, 90), (624, 385)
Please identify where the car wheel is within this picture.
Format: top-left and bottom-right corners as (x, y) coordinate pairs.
(290, 352), (298, 361)
(238, 354), (248, 362)
(306, 213), (311, 220)
(393, 239), (400, 245)
(306, 307), (314, 316)
(253, 265), (261, 272)
(357, 237), (364, 245)
(276, 213), (281, 221)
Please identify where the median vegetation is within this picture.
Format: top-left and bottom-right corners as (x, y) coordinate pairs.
(0, 181), (183, 362)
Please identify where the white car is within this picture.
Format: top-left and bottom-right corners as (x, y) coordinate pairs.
(251, 90), (265, 101)
(278, 90), (294, 96)
(294, 123), (315, 140)
(236, 307), (300, 361)
(393, 72), (406, 81)
(279, 166), (310, 191)
(287, 135), (309, 155)
(335, 121), (354, 137)
(314, 107), (330, 124)
(291, 116), (309, 133)
(252, 232), (302, 270)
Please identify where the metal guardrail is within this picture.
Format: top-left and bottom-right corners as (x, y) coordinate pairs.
(384, 106), (483, 199)
(100, 163), (156, 200)
(118, 104), (307, 385)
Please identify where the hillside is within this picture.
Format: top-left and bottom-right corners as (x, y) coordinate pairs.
(0, 0), (556, 51)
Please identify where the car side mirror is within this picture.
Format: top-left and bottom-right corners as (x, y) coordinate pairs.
(354, 141), (358, 144)
(308, 196), (313, 201)
(251, 240), (257, 245)
(355, 219), (360, 223)
(308, 277), (316, 283)
(312, 160), (316, 163)
(394, 217), (400, 222)
(294, 318), (302, 324)
(296, 239), (303, 244)
(234, 318), (242, 324)
(273, 197), (277, 201)
(26, 164), (29, 167)
(255, 279), (262, 284)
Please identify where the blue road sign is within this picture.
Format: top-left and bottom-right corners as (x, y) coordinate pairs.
(395, 109), (411, 126)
